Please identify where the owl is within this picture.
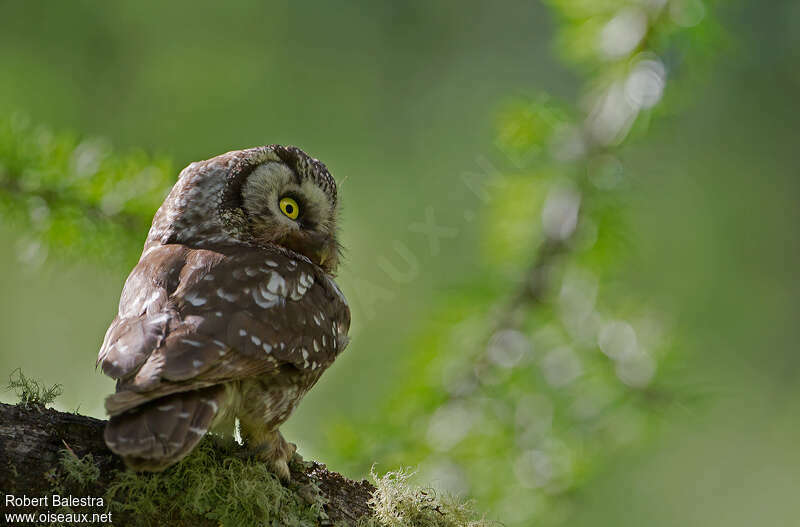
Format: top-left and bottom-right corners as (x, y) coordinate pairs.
(96, 145), (350, 480)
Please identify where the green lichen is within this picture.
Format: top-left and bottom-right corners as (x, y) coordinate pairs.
(104, 437), (323, 527)
(359, 469), (496, 527)
(7, 368), (63, 408)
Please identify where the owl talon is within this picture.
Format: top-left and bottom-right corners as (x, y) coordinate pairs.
(241, 428), (296, 482)
(271, 458), (291, 482)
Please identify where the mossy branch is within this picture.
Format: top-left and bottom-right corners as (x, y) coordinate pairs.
(0, 402), (490, 526)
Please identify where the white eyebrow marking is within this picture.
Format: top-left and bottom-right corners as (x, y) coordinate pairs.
(189, 426), (207, 435)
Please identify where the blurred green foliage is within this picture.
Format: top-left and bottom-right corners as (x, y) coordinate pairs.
(1, 1), (798, 527)
(0, 116), (172, 269)
(322, 2), (725, 524)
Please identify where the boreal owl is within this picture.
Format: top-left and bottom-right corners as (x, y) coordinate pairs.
(96, 145), (350, 480)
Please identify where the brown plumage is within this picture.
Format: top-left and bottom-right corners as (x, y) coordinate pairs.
(97, 146), (350, 479)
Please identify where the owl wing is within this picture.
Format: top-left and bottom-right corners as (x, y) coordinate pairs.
(98, 244), (350, 416)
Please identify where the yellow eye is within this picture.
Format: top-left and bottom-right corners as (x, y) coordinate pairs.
(279, 196), (300, 220)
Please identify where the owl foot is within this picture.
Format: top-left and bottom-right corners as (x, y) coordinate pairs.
(243, 429), (296, 482)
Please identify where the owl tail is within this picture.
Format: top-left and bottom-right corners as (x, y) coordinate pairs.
(104, 385), (225, 471)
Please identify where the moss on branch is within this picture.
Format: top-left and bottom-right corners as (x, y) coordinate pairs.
(0, 400), (491, 527)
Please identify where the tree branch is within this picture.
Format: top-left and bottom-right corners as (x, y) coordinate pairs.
(0, 402), (375, 525)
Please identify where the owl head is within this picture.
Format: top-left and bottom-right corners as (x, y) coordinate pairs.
(146, 145), (341, 273)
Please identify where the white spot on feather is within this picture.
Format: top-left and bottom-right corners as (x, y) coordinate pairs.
(266, 272), (287, 295)
(299, 272), (314, 288)
(253, 284), (279, 309)
(148, 313), (170, 326)
(290, 284), (308, 300)
(217, 288), (239, 302)
(185, 293), (207, 306)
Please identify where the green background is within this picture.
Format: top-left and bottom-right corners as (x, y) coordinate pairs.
(1, 1), (797, 526)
